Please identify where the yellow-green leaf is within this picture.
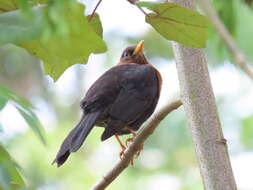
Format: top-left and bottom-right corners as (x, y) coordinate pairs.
(88, 13), (103, 38)
(138, 2), (208, 48)
(0, 7), (44, 45)
(0, 1), (107, 80)
(18, 3), (107, 80)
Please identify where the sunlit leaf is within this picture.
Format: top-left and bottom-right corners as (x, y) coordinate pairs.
(88, 13), (103, 38)
(0, 0), (46, 13)
(0, 144), (25, 190)
(0, 86), (46, 144)
(18, 3), (107, 80)
(0, 1), (107, 80)
(0, 7), (44, 45)
(138, 1), (208, 48)
(0, 0), (47, 45)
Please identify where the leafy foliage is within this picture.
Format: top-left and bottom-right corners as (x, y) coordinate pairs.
(0, 86), (46, 144)
(0, 7), (44, 45)
(0, 144), (25, 190)
(138, 1), (208, 48)
(88, 13), (103, 38)
(0, 1), (107, 80)
(18, 3), (107, 80)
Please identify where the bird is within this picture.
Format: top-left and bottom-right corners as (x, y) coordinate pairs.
(53, 40), (162, 167)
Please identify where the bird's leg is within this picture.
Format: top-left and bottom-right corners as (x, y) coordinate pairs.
(114, 135), (126, 159)
(125, 129), (137, 146)
(125, 129), (144, 165)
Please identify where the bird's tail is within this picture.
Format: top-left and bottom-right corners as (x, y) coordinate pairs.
(53, 111), (101, 167)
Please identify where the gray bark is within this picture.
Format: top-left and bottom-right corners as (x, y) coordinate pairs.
(169, 0), (237, 189)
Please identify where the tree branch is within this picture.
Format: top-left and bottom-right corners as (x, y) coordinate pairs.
(199, 0), (253, 81)
(90, 100), (182, 190)
(169, 0), (238, 189)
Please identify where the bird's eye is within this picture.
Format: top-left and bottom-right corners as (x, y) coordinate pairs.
(123, 51), (130, 58)
(122, 50), (133, 58)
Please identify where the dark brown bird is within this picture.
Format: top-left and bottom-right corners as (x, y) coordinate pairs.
(53, 41), (162, 167)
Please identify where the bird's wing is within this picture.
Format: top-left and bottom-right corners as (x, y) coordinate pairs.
(101, 65), (159, 140)
(81, 68), (122, 113)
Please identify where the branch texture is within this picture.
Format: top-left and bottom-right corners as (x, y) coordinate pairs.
(90, 100), (182, 190)
(169, 0), (237, 189)
(199, 0), (253, 80)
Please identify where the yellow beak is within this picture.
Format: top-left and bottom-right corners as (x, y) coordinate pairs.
(133, 40), (144, 55)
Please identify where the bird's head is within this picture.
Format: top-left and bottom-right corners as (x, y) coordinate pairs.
(119, 40), (148, 65)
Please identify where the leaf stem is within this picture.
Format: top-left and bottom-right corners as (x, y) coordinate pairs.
(126, 0), (149, 16)
(88, 0), (103, 22)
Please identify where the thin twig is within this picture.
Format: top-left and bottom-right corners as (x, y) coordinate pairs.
(199, 0), (253, 81)
(136, 4), (148, 16)
(88, 0), (103, 22)
(90, 100), (182, 190)
(127, 0), (149, 16)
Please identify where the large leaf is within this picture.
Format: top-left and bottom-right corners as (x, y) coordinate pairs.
(0, 0), (19, 13)
(88, 13), (103, 38)
(0, 1), (107, 80)
(0, 0), (46, 13)
(0, 86), (46, 144)
(138, 2), (208, 48)
(18, 3), (107, 80)
(0, 144), (25, 190)
(0, 7), (44, 45)
(0, 0), (47, 45)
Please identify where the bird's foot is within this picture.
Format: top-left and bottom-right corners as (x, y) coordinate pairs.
(125, 129), (137, 146)
(115, 131), (144, 166)
(125, 137), (134, 146)
(114, 135), (127, 159)
(125, 137), (143, 157)
(124, 130), (144, 165)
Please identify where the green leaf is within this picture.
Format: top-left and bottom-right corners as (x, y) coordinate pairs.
(0, 7), (44, 45)
(0, 97), (7, 110)
(15, 105), (46, 145)
(0, 86), (46, 144)
(88, 13), (103, 38)
(138, 2), (208, 48)
(0, 86), (32, 109)
(18, 3), (107, 80)
(240, 115), (253, 149)
(0, 0), (46, 13)
(0, 1), (107, 80)
(0, 0), (19, 13)
(0, 144), (25, 190)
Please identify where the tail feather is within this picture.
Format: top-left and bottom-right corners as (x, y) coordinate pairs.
(53, 111), (100, 167)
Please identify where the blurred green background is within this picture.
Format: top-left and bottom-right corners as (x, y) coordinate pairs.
(1, 0), (253, 189)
